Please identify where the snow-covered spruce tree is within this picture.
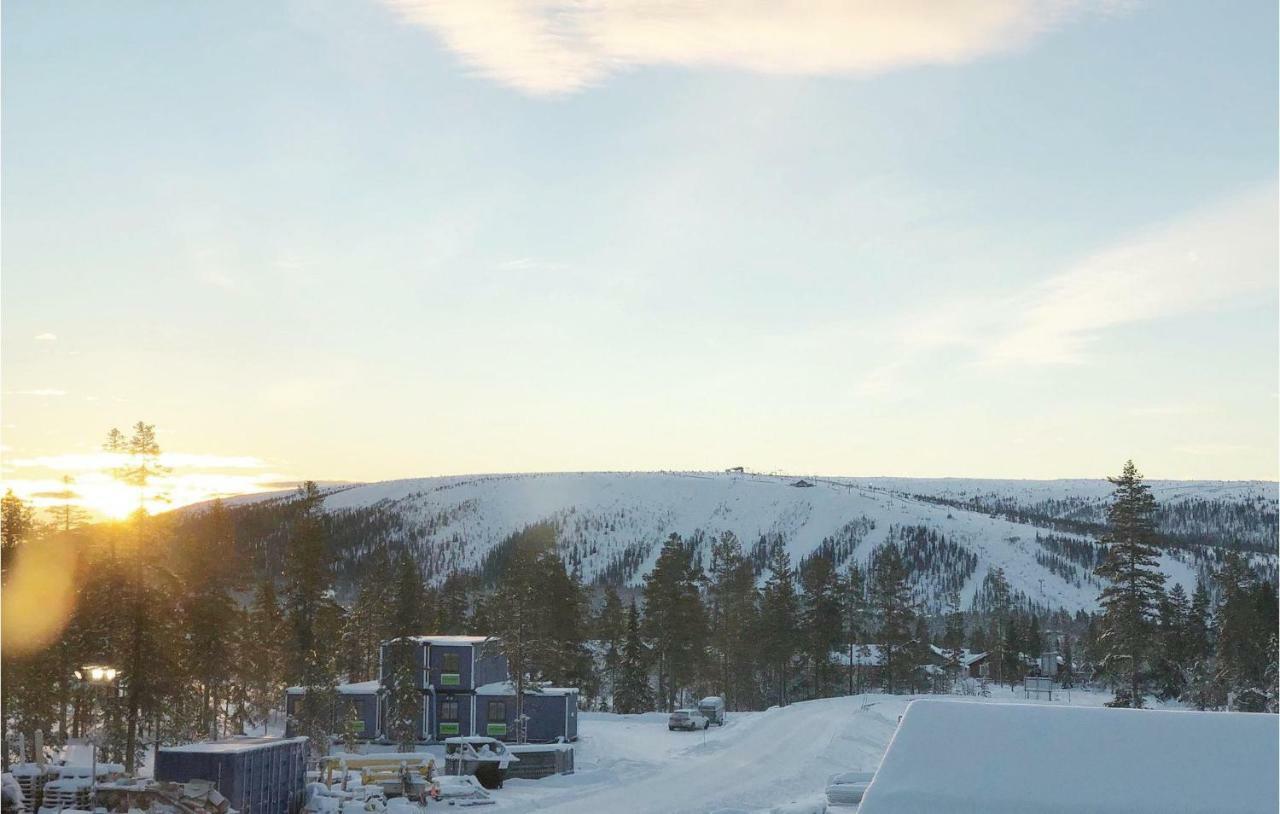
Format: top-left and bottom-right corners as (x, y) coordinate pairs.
(341, 701), (362, 753)
(612, 602), (653, 714)
(1093, 460), (1166, 709)
(870, 542), (917, 694)
(385, 640), (421, 751)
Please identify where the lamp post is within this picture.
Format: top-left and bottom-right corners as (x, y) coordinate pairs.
(74, 665), (120, 783)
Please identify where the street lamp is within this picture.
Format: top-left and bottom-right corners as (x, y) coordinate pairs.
(75, 665), (118, 686)
(75, 665), (120, 783)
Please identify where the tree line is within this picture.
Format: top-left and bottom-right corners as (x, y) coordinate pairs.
(4, 437), (1276, 772)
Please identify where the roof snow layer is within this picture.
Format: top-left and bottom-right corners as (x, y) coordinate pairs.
(858, 699), (1278, 814)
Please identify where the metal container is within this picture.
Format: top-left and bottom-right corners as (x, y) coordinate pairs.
(155, 737), (308, 814)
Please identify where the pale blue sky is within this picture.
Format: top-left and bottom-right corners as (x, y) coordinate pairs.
(2, 1), (1276, 510)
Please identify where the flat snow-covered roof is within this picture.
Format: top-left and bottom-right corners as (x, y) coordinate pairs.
(286, 680), (381, 695)
(475, 681), (577, 696)
(858, 700), (1278, 814)
(387, 635), (493, 645)
(160, 736), (308, 754)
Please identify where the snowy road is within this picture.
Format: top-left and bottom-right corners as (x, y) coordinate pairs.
(493, 695), (909, 813)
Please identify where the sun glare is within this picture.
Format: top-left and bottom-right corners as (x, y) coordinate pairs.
(2, 454), (292, 522)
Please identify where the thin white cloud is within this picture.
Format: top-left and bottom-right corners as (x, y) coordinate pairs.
(34, 333), (57, 341)
(382, 0), (1123, 96)
(858, 184), (1278, 393)
(13, 389), (67, 397)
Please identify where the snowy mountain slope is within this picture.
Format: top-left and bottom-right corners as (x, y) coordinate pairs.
(313, 472), (1277, 613)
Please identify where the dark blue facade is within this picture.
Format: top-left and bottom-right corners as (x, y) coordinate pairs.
(474, 690), (579, 743)
(285, 685), (381, 739)
(379, 640), (430, 689)
(427, 644), (471, 690)
(430, 691), (474, 740)
(155, 737), (307, 814)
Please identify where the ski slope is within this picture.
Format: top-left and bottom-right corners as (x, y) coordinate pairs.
(311, 471), (1276, 612)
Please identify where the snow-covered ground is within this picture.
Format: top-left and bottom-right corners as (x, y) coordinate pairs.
(461, 687), (1146, 813)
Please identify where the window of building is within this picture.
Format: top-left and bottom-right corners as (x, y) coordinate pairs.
(440, 700), (459, 721)
(487, 701), (505, 720)
(442, 653), (461, 673)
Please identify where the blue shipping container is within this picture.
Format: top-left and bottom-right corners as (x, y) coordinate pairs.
(155, 736), (308, 814)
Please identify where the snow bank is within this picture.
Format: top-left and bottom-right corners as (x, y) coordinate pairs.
(859, 699), (1279, 814)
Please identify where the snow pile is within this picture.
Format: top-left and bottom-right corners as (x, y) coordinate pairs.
(859, 699), (1279, 814)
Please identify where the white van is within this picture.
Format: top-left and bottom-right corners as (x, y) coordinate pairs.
(697, 696), (726, 726)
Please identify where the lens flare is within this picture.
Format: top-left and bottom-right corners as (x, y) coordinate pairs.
(1, 539), (77, 656)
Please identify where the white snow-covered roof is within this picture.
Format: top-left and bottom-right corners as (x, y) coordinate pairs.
(858, 700), (1279, 814)
(474, 681), (577, 696)
(286, 680), (381, 695)
(160, 736), (308, 754)
(927, 645), (988, 666)
(401, 635), (492, 645)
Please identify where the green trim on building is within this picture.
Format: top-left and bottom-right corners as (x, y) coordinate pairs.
(486, 723), (508, 737)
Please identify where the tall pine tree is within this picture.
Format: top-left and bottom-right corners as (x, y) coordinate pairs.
(1093, 461), (1166, 708)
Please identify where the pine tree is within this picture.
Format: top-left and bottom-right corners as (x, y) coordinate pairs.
(534, 551), (594, 696)
(942, 592), (966, 687)
(1153, 583), (1191, 701)
(242, 580), (286, 727)
(341, 701), (362, 753)
(384, 639), (421, 751)
(708, 532), (760, 710)
(759, 542), (798, 706)
(612, 603), (653, 714)
(341, 548), (396, 681)
(177, 500), (241, 738)
(841, 564), (866, 696)
(282, 483), (339, 756)
(641, 534), (708, 710)
(595, 585), (626, 710)
(1093, 461), (1166, 708)
(870, 543), (916, 694)
(1213, 554), (1268, 710)
(799, 556), (843, 699)
(492, 528), (547, 743)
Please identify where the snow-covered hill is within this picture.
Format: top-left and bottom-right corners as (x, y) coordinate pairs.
(308, 472), (1277, 613)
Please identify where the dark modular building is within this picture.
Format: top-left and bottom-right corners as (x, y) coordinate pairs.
(378, 636), (507, 691)
(285, 680), (382, 739)
(475, 683), (579, 743)
(290, 634), (577, 744)
(154, 737), (307, 814)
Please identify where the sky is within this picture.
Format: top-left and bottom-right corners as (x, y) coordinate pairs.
(2, 0), (1277, 517)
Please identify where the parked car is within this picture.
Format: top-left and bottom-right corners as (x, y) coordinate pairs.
(668, 708), (710, 731)
(825, 771), (875, 807)
(697, 696), (726, 726)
